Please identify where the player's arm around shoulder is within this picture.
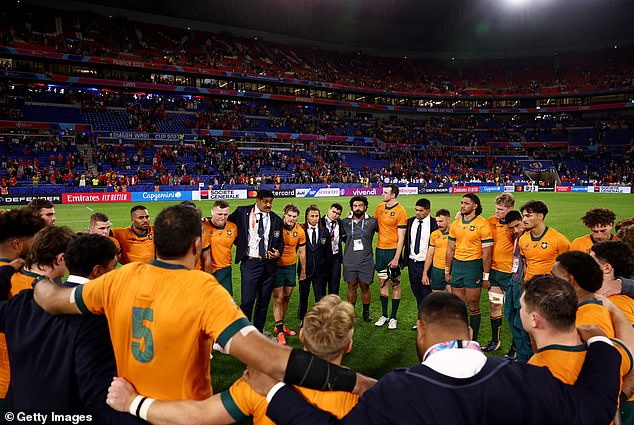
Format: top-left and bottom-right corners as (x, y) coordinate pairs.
(107, 376), (234, 425)
(33, 277), (80, 314)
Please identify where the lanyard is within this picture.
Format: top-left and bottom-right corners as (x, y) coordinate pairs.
(350, 218), (365, 239)
(422, 340), (481, 362)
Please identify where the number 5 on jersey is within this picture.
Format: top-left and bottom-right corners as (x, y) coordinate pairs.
(132, 307), (154, 362)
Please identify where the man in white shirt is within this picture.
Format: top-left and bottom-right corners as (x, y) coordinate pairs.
(228, 190), (285, 333)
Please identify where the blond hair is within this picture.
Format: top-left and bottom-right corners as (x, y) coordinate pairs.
(495, 193), (515, 208)
(302, 295), (355, 362)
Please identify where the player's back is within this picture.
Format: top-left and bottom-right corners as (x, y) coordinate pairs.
(75, 260), (248, 400)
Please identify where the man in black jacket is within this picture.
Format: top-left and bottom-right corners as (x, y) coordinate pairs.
(402, 198), (437, 330)
(0, 234), (144, 424)
(228, 189), (284, 332)
(298, 204), (332, 326)
(322, 203), (346, 296)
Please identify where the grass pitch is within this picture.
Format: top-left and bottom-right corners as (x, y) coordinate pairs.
(53, 191), (633, 417)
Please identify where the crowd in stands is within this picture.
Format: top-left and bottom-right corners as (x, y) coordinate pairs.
(1, 124), (631, 191)
(1, 88), (634, 189)
(2, 3), (634, 97)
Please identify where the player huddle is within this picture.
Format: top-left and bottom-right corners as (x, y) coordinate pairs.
(0, 190), (633, 425)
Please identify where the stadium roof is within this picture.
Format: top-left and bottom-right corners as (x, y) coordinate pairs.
(57, 0), (634, 56)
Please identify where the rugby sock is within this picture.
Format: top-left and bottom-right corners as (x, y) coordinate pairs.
(362, 303), (370, 314)
(275, 320), (284, 334)
(490, 315), (503, 344)
(469, 308), (481, 341)
(390, 299), (400, 319)
(380, 296), (389, 317)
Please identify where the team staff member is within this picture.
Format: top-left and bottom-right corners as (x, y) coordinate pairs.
(341, 196), (378, 323)
(373, 184), (408, 330)
(0, 234), (144, 424)
(484, 193), (515, 352)
(246, 292), (624, 425)
(570, 208), (618, 253)
(112, 205), (155, 264)
(106, 295), (358, 425)
(298, 205), (332, 326)
(202, 200), (238, 295)
(519, 200), (570, 282)
(34, 205), (372, 402)
(445, 193), (493, 341)
(229, 189), (284, 333)
(273, 204), (306, 345)
(322, 203), (346, 296)
(27, 198), (56, 226)
(422, 209), (451, 293)
(403, 198), (437, 330)
(0, 209), (45, 403)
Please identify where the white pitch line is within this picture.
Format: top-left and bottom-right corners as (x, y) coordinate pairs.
(85, 206), (95, 212)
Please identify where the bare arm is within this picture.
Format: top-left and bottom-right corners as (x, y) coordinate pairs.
(298, 245), (307, 281)
(481, 245), (492, 289)
(600, 295), (634, 356)
(33, 278), (80, 314)
(389, 227), (407, 268)
(594, 296), (634, 399)
(445, 239), (456, 282)
(201, 250), (213, 274)
(107, 377), (234, 425)
(422, 246), (435, 285)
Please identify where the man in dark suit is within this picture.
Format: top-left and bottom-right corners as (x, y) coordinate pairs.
(322, 203), (346, 296)
(0, 233), (144, 424)
(229, 189), (285, 333)
(298, 204), (332, 326)
(403, 198), (437, 330)
(246, 291), (622, 425)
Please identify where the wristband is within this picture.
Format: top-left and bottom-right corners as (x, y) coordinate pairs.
(139, 398), (155, 421)
(587, 336), (613, 347)
(129, 395), (143, 416)
(483, 273), (490, 280)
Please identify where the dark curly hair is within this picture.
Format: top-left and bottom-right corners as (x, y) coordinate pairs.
(580, 208), (616, 228)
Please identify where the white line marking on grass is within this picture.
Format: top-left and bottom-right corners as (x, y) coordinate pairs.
(85, 206), (94, 212)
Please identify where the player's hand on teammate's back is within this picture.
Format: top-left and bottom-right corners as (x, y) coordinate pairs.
(107, 376), (139, 412)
